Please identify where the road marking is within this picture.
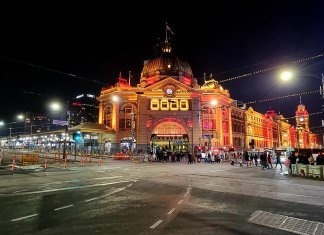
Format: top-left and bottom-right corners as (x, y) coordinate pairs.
(150, 220), (163, 229)
(92, 176), (122, 180)
(54, 204), (74, 211)
(178, 200), (183, 205)
(12, 181), (131, 195)
(11, 214), (38, 222)
(13, 189), (27, 193)
(249, 210), (324, 235)
(85, 197), (98, 202)
(167, 208), (176, 215)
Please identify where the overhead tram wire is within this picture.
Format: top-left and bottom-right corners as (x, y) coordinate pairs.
(0, 56), (106, 87)
(216, 53), (324, 83)
(245, 89), (321, 105)
(1, 52), (323, 88)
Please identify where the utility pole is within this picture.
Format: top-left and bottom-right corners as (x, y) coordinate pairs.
(131, 112), (135, 153)
(321, 73), (324, 148)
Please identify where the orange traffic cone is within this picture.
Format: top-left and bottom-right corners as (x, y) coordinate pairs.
(98, 158), (103, 166)
(44, 156), (48, 169)
(64, 157), (67, 168)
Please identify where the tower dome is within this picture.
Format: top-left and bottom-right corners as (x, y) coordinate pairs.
(140, 39), (193, 87)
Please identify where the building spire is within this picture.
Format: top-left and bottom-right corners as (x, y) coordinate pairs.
(163, 22), (174, 53)
(128, 71), (132, 86)
(299, 96), (302, 104)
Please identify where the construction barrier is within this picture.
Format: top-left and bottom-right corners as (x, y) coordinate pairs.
(113, 153), (130, 160)
(132, 156), (140, 163)
(54, 153), (60, 162)
(297, 163), (309, 177)
(291, 164), (298, 175)
(308, 165), (323, 179)
(21, 154), (39, 165)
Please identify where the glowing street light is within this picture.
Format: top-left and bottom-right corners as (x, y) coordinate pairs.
(50, 102), (61, 112)
(280, 71), (293, 81)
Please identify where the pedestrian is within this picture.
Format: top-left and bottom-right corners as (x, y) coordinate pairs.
(238, 155), (243, 167)
(267, 153), (273, 169)
(275, 152), (282, 168)
(244, 151), (249, 167)
(254, 154), (258, 167)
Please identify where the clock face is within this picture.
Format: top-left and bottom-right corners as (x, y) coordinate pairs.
(166, 88), (173, 95)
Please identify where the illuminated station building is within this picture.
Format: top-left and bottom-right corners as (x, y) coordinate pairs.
(97, 39), (318, 155)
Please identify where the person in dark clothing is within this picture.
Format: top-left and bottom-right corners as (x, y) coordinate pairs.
(254, 154), (258, 167)
(275, 152), (282, 168)
(260, 152), (268, 169)
(244, 151), (250, 167)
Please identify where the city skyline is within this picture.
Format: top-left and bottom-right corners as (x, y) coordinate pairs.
(0, 2), (324, 129)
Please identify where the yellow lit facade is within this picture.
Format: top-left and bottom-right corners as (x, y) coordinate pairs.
(97, 39), (319, 154)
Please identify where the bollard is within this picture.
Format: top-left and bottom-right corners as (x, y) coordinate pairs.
(82, 157), (86, 167)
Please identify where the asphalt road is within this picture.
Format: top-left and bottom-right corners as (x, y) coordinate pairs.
(0, 160), (324, 235)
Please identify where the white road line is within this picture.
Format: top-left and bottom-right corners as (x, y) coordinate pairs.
(178, 200), (184, 205)
(92, 176), (122, 180)
(85, 197), (98, 202)
(85, 187), (126, 202)
(54, 204), (74, 211)
(13, 190), (27, 193)
(11, 214), (38, 222)
(12, 181), (131, 196)
(167, 208), (176, 215)
(150, 220), (163, 229)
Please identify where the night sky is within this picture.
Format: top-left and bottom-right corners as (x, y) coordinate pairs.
(1, 2), (324, 130)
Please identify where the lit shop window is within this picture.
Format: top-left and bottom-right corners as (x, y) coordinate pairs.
(150, 99), (159, 110)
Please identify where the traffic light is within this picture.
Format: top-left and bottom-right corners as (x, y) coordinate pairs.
(73, 132), (82, 141)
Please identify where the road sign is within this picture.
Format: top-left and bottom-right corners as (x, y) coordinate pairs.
(53, 120), (68, 126)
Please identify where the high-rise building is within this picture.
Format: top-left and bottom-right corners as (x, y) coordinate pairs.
(68, 94), (99, 127)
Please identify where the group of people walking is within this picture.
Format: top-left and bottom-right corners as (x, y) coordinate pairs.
(232, 151), (283, 169)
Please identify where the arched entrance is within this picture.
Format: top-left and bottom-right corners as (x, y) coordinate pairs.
(151, 121), (189, 153)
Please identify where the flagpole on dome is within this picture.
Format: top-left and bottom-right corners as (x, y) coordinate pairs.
(165, 22), (169, 45)
(128, 71), (132, 86)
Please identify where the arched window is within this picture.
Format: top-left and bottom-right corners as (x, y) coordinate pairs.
(104, 105), (112, 128)
(119, 104), (136, 130)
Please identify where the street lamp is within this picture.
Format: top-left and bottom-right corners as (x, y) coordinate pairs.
(280, 70), (324, 147)
(49, 101), (69, 159)
(209, 100), (218, 152)
(0, 114), (25, 149)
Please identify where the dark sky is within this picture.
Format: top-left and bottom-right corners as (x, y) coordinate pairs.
(1, 1), (324, 130)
